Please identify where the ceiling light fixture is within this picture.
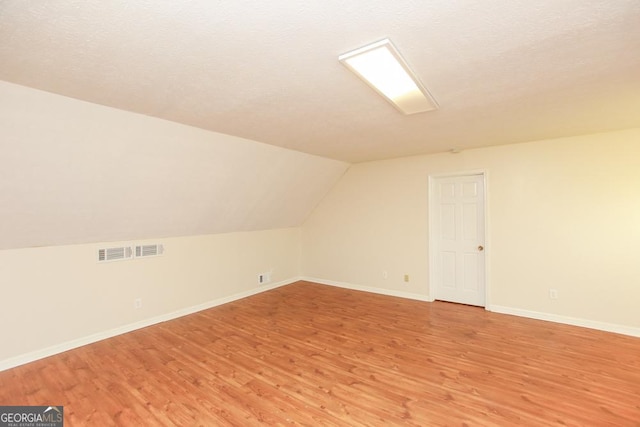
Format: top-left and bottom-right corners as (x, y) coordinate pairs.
(339, 38), (438, 115)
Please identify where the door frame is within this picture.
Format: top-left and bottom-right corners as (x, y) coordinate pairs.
(428, 170), (490, 308)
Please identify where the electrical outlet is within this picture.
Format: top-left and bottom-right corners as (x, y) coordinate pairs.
(382, 270), (388, 279)
(404, 274), (409, 282)
(549, 289), (558, 300)
(258, 272), (272, 285)
(134, 298), (142, 309)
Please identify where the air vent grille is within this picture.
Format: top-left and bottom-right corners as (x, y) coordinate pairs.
(135, 244), (164, 258)
(97, 246), (133, 263)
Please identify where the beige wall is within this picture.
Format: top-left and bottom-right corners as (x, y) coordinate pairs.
(302, 128), (640, 331)
(0, 81), (348, 250)
(0, 228), (300, 367)
(0, 81), (349, 369)
(2, 79), (638, 368)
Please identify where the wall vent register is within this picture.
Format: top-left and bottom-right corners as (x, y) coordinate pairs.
(135, 244), (164, 258)
(97, 244), (164, 262)
(97, 246), (133, 263)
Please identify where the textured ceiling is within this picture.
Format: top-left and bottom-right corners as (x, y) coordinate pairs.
(1, 0), (639, 163)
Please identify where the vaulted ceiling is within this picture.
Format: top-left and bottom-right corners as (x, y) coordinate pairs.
(2, 1), (639, 163)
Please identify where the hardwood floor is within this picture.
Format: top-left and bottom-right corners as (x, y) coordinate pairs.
(1, 281), (639, 426)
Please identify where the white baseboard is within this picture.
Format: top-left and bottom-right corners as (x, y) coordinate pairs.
(6, 278), (637, 372)
(300, 276), (430, 302)
(0, 278), (297, 372)
(302, 278), (640, 338)
(488, 305), (640, 338)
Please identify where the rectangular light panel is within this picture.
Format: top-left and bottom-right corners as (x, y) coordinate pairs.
(339, 39), (438, 115)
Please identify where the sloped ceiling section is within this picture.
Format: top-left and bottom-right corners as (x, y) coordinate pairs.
(0, 81), (349, 250)
(1, 1), (640, 162)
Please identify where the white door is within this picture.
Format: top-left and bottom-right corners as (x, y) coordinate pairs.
(431, 174), (486, 306)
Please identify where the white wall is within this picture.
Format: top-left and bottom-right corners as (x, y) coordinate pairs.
(0, 81), (348, 250)
(0, 228), (300, 368)
(302, 128), (640, 333)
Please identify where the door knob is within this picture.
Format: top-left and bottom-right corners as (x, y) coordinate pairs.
(478, 245), (484, 251)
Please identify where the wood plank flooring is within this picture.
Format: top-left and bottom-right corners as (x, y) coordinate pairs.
(1, 281), (639, 426)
